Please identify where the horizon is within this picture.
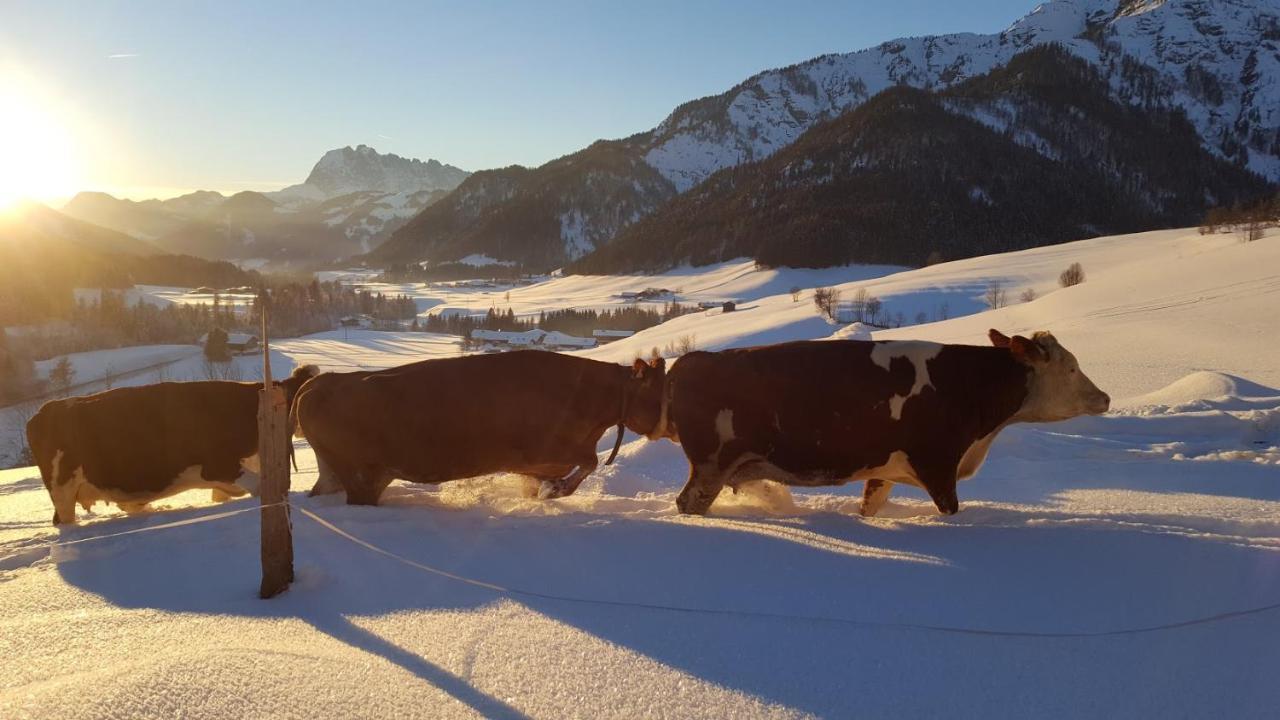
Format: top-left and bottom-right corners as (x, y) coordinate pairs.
(0, 0), (1039, 205)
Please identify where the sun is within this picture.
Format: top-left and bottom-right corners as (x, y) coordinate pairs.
(0, 80), (84, 209)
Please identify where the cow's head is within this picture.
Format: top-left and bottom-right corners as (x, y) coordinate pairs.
(279, 365), (320, 435)
(625, 356), (668, 438)
(279, 365), (319, 404)
(990, 329), (1109, 421)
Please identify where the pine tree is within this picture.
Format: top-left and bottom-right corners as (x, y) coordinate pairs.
(49, 356), (76, 397)
(204, 327), (232, 362)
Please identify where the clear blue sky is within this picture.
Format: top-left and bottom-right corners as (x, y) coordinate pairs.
(0, 0), (1038, 199)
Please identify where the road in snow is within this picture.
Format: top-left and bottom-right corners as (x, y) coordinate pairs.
(1, 226), (1278, 718)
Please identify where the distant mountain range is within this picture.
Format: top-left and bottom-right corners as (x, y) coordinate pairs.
(61, 145), (469, 266)
(372, 0), (1280, 272)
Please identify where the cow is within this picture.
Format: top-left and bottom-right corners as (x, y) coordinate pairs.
(660, 330), (1109, 517)
(26, 365), (318, 525)
(293, 351), (667, 505)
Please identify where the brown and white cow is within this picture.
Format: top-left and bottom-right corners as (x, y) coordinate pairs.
(26, 365), (318, 525)
(661, 330), (1109, 517)
(293, 350), (667, 505)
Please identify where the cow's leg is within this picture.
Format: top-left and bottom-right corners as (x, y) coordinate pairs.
(119, 501), (149, 515)
(346, 465), (393, 506)
(861, 479), (894, 517)
(676, 461), (725, 515)
(308, 450), (346, 497)
(916, 460), (960, 515)
(538, 453), (599, 500)
(212, 489), (233, 503)
(49, 453), (79, 526)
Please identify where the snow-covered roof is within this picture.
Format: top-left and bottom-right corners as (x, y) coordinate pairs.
(470, 328), (596, 348)
(198, 332), (259, 346)
(593, 329), (636, 338)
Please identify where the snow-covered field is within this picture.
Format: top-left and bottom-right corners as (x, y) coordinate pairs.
(2, 227), (1278, 718)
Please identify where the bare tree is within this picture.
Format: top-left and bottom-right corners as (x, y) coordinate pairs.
(1243, 217), (1266, 243)
(865, 296), (883, 324)
(1020, 288), (1038, 303)
(1059, 263), (1085, 287)
(663, 334), (697, 357)
(100, 364), (116, 391)
(914, 311), (928, 325)
(202, 358), (243, 381)
(812, 287), (841, 321)
(790, 286), (802, 303)
(985, 280), (1008, 310)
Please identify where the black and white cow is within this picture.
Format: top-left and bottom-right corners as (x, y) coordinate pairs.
(659, 330), (1109, 516)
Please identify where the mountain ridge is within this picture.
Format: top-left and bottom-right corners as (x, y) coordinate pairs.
(61, 146), (468, 266)
(373, 0), (1279, 271)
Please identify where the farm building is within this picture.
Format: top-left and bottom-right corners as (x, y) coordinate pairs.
(198, 332), (259, 354)
(593, 329), (635, 343)
(471, 328), (596, 349)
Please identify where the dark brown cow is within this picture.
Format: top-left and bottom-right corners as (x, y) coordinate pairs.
(294, 351), (667, 505)
(661, 330), (1109, 517)
(27, 365), (318, 525)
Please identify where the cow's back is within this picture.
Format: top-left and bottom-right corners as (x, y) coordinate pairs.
(299, 351), (626, 481)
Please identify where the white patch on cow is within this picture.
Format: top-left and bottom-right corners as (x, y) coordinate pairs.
(240, 454), (261, 475)
(50, 449), (64, 485)
(869, 342), (943, 420)
(957, 429), (1002, 480)
(47, 450), (80, 523)
(715, 409), (736, 443)
(850, 450), (922, 488)
(64, 464), (253, 521)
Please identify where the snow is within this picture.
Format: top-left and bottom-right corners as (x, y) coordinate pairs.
(643, 0), (1280, 189)
(2, 225), (1279, 717)
(456, 254), (515, 268)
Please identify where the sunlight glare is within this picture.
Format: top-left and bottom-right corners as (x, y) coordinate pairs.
(0, 79), (84, 209)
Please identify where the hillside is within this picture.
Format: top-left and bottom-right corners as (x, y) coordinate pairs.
(572, 47), (1272, 272)
(367, 140), (677, 269)
(0, 203), (257, 324)
(371, 0), (1280, 271)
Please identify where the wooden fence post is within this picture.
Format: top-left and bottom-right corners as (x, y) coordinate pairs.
(258, 291), (293, 598)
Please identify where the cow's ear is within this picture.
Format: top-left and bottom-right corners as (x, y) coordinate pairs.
(1009, 335), (1047, 365)
(988, 329), (1011, 348)
(632, 358), (648, 378)
(1033, 331), (1059, 349)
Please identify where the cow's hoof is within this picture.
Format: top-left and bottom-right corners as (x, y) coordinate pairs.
(675, 493), (711, 516)
(537, 480), (566, 500)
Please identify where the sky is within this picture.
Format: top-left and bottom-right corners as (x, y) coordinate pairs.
(0, 0), (1039, 202)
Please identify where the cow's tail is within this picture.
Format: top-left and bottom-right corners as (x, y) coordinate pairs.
(604, 382), (632, 466)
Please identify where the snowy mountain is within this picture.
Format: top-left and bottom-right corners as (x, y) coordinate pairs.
(574, 47), (1271, 272)
(272, 144), (470, 203)
(376, 0), (1280, 271)
(642, 0), (1280, 189)
(62, 146), (468, 266)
